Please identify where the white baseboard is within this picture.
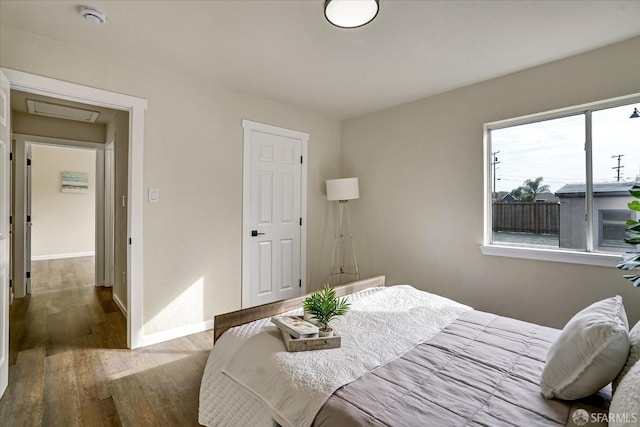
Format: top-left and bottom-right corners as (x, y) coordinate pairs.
(141, 319), (214, 347)
(32, 251), (95, 261)
(113, 292), (127, 318)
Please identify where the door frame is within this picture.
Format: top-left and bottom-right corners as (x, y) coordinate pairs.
(12, 135), (104, 294)
(0, 69), (11, 398)
(2, 68), (147, 349)
(102, 141), (115, 289)
(241, 119), (308, 308)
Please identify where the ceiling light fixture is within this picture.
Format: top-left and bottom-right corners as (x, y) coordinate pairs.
(80, 6), (106, 25)
(631, 108), (640, 119)
(324, 0), (379, 29)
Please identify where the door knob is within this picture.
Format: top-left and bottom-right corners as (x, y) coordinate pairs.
(251, 230), (265, 237)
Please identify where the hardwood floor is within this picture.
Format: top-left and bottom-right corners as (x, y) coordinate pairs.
(0, 257), (212, 426)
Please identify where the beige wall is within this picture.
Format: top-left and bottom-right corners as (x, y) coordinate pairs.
(13, 112), (106, 143)
(0, 26), (341, 335)
(31, 144), (95, 258)
(11, 25), (636, 338)
(342, 36), (640, 329)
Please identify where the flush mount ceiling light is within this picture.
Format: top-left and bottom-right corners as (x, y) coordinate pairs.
(324, 0), (379, 29)
(80, 6), (106, 25)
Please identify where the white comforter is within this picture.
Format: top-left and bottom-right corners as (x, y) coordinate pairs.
(199, 285), (471, 427)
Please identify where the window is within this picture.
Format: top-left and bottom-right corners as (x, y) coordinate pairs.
(599, 210), (634, 248)
(483, 95), (640, 265)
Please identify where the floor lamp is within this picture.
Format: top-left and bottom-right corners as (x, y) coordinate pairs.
(327, 177), (360, 285)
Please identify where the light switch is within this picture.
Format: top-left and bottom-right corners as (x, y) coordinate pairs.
(148, 188), (160, 203)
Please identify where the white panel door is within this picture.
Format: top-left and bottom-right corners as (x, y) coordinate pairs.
(243, 123), (306, 308)
(0, 70), (11, 398)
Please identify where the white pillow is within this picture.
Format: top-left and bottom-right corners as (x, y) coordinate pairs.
(540, 296), (630, 400)
(610, 358), (640, 427)
(613, 321), (640, 392)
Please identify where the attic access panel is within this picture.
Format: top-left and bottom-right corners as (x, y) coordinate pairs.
(26, 99), (99, 122)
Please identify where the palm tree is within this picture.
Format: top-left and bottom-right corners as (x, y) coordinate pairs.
(510, 187), (524, 201)
(511, 177), (550, 202)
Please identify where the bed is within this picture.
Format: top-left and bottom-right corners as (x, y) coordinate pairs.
(198, 276), (624, 427)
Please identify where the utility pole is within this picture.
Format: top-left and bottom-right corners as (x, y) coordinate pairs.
(491, 151), (500, 195)
(612, 154), (625, 182)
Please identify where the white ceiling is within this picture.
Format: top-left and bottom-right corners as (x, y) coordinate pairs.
(2, 0), (640, 120)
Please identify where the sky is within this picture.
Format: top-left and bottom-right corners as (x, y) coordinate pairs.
(492, 103), (640, 194)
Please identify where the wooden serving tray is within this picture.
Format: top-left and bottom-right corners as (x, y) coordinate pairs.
(279, 329), (341, 352)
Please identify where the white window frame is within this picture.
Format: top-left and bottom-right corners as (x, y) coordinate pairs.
(481, 92), (640, 267)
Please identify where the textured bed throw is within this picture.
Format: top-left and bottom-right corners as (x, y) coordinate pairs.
(221, 285), (471, 427)
(315, 311), (612, 427)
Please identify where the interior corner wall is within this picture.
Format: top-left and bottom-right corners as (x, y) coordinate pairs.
(0, 26), (342, 337)
(31, 144), (96, 259)
(342, 36), (640, 329)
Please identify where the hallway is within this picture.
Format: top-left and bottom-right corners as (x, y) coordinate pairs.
(0, 257), (211, 426)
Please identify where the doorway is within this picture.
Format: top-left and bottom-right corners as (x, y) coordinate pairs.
(29, 143), (97, 294)
(9, 101), (124, 364)
(1, 68), (146, 349)
(10, 88), (121, 304)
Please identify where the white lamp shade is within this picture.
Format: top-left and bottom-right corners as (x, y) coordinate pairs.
(326, 177), (359, 201)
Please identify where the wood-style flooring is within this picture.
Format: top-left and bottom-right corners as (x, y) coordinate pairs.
(0, 257), (212, 426)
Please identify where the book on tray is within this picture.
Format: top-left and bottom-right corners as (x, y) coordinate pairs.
(271, 316), (319, 339)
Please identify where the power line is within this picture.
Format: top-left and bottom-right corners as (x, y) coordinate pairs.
(612, 154), (625, 182)
(491, 151), (500, 193)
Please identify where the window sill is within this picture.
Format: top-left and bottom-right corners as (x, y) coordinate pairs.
(479, 244), (623, 267)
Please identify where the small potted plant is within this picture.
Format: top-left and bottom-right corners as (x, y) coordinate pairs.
(303, 284), (350, 337)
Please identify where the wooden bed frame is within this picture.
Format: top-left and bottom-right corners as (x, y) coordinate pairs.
(213, 276), (386, 342)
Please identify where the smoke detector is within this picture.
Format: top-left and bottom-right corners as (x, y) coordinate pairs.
(80, 6), (106, 25)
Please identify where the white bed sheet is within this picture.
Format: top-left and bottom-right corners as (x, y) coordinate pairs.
(198, 286), (386, 427)
(198, 314), (276, 427)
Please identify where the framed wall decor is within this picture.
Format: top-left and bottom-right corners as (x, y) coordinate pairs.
(61, 171), (89, 193)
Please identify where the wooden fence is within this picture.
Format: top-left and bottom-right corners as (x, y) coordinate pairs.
(492, 202), (559, 235)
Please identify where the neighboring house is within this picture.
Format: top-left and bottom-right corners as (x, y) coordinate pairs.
(534, 192), (560, 203)
(555, 182), (637, 252)
(493, 191), (517, 203)
(493, 191), (558, 203)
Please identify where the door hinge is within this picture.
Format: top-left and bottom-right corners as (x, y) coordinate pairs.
(299, 279), (302, 288)
(300, 156), (303, 164)
(129, 238), (132, 245)
(26, 215), (31, 222)
(9, 279), (12, 289)
(9, 152), (12, 161)
(27, 159), (32, 166)
(26, 272), (31, 279)
(9, 216), (12, 225)
(299, 217), (302, 226)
